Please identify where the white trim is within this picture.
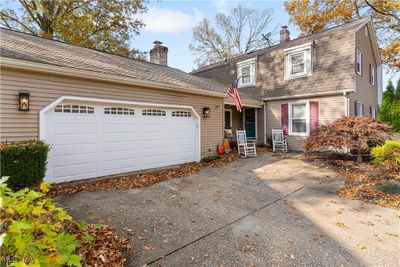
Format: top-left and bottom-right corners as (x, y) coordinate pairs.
(39, 96), (201, 162)
(344, 92), (350, 117)
(224, 108), (233, 129)
(288, 101), (310, 136)
(284, 42), (313, 80)
(283, 42), (313, 53)
(242, 108), (258, 140)
(237, 58), (257, 87)
(356, 48), (362, 76)
(262, 89), (355, 101)
(263, 103), (267, 145)
(370, 64), (375, 86)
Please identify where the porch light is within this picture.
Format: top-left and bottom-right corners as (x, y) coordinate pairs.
(203, 107), (210, 118)
(18, 91), (30, 111)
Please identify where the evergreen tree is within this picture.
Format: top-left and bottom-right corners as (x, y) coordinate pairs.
(379, 79), (400, 132)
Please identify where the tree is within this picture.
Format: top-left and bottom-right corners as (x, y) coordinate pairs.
(379, 79), (400, 131)
(304, 116), (390, 162)
(284, 0), (400, 72)
(0, 0), (148, 58)
(190, 5), (276, 67)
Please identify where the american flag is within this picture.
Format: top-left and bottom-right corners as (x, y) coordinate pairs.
(227, 77), (243, 112)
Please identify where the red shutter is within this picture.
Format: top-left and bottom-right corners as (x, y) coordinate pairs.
(281, 104), (288, 135)
(310, 101), (319, 133)
(354, 101), (358, 116)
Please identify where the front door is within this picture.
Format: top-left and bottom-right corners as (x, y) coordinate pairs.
(244, 108), (256, 139)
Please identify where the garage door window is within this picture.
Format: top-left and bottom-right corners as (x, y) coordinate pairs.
(172, 111), (191, 117)
(104, 107), (135, 115)
(55, 104), (94, 114)
(142, 109), (166, 116)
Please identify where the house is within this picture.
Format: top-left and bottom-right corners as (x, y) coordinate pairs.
(191, 17), (382, 150)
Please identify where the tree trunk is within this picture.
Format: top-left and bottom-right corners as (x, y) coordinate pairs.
(356, 148), (363, 163)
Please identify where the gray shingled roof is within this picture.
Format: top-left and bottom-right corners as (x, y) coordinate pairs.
(0, 28), (258, 102)
(191, 18), (369, 75)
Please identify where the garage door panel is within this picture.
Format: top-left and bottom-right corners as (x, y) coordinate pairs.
(103, 123), (138, 133)
(44, 102), (199, 183)
(103, 140), (138, 152)
(103, 157), (138, 172)
(53, 162), (97, 180)
(52, 122), (97, 135)
(52, 143), (97, 156)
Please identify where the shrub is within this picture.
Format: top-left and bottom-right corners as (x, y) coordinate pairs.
(370, 140), (400, 166)
(201, 155), (220, 163)
(0, 177), (81, 266)
(372, 180), (400, 195)
(304, 116), (391, 162)
(379, 79), (400, 132)
(0, 140), (49, 190)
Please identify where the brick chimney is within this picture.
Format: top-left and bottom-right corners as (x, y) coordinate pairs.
(150, 41), (168, 66)
(280, 26), (290, 43)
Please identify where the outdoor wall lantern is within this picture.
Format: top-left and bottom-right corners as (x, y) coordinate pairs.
(203, 107), (210, 118)
(18, 91), (30, 111)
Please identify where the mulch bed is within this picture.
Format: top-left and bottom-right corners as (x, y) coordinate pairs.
(302, 153), (400, 209)
(49, 152), (242, 197)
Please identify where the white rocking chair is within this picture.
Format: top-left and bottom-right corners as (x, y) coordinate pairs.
(272, 129), (288, 152)
(236, 130), (257, 157)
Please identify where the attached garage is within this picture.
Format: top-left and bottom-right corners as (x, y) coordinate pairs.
(41, 97), (200, 183)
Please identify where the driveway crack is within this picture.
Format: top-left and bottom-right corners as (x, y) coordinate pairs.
(145, 181), (313, 265)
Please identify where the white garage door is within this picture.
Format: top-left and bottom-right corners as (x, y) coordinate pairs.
(42, 99), (199, 183)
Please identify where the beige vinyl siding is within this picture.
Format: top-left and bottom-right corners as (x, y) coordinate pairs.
(266, 95), (345, 150)
(349, 25), (378, 116)
(0, 68), (223, 157)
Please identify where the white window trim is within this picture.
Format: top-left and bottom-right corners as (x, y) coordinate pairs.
(242, 108), (258, 140)
(289, 101), (310, 136)
(356, 101), (364, 116)
(224, 108), (232, 129)
(371, 64), (375, 86)
(356, 48), (362, 76)
(284, 43), (313, 80)
(237, 58), (256, 87)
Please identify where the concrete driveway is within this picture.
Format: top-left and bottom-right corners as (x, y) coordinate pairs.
(55, 152), (399, 267)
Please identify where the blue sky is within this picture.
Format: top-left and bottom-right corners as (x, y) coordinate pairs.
(2, 0), (398, 87)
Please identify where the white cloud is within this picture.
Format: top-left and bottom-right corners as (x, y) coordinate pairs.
(213, 0), (229, 14)
(140, 7), (202, 34)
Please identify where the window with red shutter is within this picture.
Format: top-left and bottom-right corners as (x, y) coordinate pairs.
(310, 101), (319, 133)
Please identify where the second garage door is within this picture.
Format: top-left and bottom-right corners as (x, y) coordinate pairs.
(42, 99), (200, 183)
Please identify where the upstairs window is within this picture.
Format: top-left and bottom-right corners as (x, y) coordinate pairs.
(356, 48), (362, 75)
(284, 43), (312, 80)
(237, 58), (256, 87)
(369, 64), (375, 85)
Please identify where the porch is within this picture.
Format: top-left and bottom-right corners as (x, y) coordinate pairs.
(224, 104), (265, 145)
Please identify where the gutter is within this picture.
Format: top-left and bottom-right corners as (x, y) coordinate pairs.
(0, 57), (226, 98)
(262, 89), (355, 101)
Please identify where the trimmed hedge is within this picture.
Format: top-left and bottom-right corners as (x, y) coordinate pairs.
(0, 140), (49, 190)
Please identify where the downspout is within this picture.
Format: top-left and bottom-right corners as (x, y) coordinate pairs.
(263, 103), (267, 145)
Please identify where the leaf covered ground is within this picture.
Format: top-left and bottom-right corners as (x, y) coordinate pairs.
(50, 153), (242, 197)
(302, 153), (400, 209)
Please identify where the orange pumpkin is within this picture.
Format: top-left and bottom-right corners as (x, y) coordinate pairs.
(223, 139), (230, 149)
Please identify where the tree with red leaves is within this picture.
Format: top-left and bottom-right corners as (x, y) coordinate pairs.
(305, 116), (391, 162)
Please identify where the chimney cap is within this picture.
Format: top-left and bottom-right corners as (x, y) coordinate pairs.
(153, 40), (163, 45)
(281, 25), (288, 29)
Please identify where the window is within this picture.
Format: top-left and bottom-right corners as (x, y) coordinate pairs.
(104, 107), (134, 115)
(224, 109), (232, 129)
(142, 109), (166, 116)
(237, 58), (256, 87)
(172, 111), (191, 117)
(289, 102), (309, 136)
(55, 104), (94, 114)
(356, 102), (364, 116)
(284, 43), (312, 79)
(371, 106), (377, 118)
(356, 48), (362, 75)
(370, 64), (375, 85)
